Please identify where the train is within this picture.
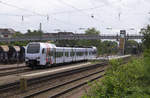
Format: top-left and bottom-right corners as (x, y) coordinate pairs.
(25, 42), (97, 68)
(0, 45), (25, 63)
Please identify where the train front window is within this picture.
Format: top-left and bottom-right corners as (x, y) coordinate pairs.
(27, 44), (40, 53)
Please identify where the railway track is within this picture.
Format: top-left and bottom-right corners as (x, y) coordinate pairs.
(0, 66), (31, 77)
(0, 61), (86, 77)
(0, 65), (26, 71)
(25, 68), (105, 98)
(0, 62), (108, 98)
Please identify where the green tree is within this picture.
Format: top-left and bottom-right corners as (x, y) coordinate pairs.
(85, 27), (100, 35)
(81, 28), (101, 55)
(55, 40), (78, 47)
(101, 41), (118, 55)
(13, 31), (23, 37)
(140, 25), (150, 49)
(125, 40), (139, 54)
(25, 29), (43, 36)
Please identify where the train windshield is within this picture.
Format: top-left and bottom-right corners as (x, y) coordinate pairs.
(27, 44), (40, 53)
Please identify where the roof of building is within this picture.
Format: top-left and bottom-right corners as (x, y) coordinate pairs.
(0, 28), (16, 34)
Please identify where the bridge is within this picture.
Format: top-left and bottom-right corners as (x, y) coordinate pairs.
(0, 31), (143, 55)
(0, 34), (143, 42)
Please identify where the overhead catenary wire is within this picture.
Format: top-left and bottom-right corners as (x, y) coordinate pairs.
(0, 0), (104, 31)
(0, 0), (82, 28)
(0, 0), (103, 23)
(0, 1), (46, 16)
(0, 6), (103, 17)
(57, 0), (103, 24)
(60, 0), (107, 31)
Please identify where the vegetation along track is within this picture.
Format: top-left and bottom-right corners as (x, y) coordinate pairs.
(0, 62), (108, 98)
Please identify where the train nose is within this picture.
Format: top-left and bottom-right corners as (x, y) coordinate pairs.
(26, 60), (40, 67)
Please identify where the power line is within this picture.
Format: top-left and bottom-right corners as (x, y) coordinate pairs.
(0, 13), (38, 17)
(57, 0), (103, 27)
(0, 6), (102, 17)
(0, 0), (102, 31)
(51, 6), (102, 15)
(58, 0), (91, 17)
(0, 1), (79, 26)
(0, 1), (46, 16)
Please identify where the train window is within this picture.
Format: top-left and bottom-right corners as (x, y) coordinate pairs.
(85, 51), (88, 55)
(89, 51), (91, 55)
(70, 51), (74, 56)
(65, 52), (69, 57)
(76, 52), (79, 56)
(47, 49), (53, 56)
(27, 44), (40, 54)
(93, 51), (96, 54)
(50, 51), (53, 56)
(56, 52), (58, 57)
(42, 48), (44, 54)
(79, 52), (81, 56)
(76, 52), (83, 56)
(56, 52), (63, 57)
(78, 52), (81, 56)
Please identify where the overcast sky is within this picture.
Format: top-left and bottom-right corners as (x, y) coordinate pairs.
(0, 0), (150, 34)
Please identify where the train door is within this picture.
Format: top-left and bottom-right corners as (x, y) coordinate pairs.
(68, 48), (72, 62)
(71, 48), (74, 62)
(53, 48), (56, 64)
(84, 49), (85, 60)
(75, 48), (76, 61)
(64, 49), (67, 63)
(50, 48), (54, 65)
(41, 48), (47, 65)
(46, 44), (53, 66)
(85, 48), (87, 60)
(63, 47), (65, 63)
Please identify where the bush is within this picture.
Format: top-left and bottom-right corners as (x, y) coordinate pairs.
(82, 56), (150, 98)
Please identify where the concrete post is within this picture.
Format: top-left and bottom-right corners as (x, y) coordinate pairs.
(119, 30), (126, 55)
(20, 78), (27, 92)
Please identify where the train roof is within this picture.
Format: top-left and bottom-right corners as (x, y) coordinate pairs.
(28, 42), (96, 49)
(56, 45), (95, 48)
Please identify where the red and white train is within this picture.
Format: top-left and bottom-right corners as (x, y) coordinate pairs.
(25, 42), (97, 68)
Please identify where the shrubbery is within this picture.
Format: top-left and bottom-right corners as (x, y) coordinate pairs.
(83, 53), (150, 98)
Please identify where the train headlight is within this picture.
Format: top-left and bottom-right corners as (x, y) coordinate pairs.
(36, 57), (40, 59)
(25, 57), (29, 59)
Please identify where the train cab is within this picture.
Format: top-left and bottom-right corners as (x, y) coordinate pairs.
(25, 42), (56, 67)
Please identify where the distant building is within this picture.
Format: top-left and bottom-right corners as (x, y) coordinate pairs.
(0, 28), (16, 38)
(58, 32), (74, 35)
